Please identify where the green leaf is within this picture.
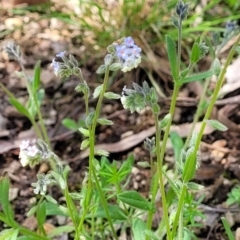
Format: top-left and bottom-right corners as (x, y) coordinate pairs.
(160, 113), (171, 128)
(212, 58), (221, 75)
(0, 228), (18, 240)
(97, 118), (113, 125)
(118, 154), (134, 182)
(27, 89), (45, 119)
(144, 230), (160, 240)
(166, 35), (178, 82)
(206, 119), (228, 131)
(26, 206), (37, 217)
(117, 191), (153, 211)
(190, 37), (201, 64)
(85, 111), (95, 128)
(132, 218), (146, 240)
(96, 65), (106, 74)
(170, 131), (184, 163)
(235, 46), (240, 54)
(178, 70), (214, 85)
(9, 98), (29, 118)
(32, 61), (41, 92)
(221, 217), (235, 240)
(80, 139), (90, 150)
(92, 204), (127, 221)
(187, 182), (204, 191)
(94, 149), (109, 157)
(45, 202), (68, 216)
(183, 150), (197, 182)
(36, 201), (46, 227)
(104, 92), (121, 99)
(62, 118), (78, 130)
(93, 84), (103, 98)
(0, 177), (16, 226)
(47, 226), (75, 238)
(109, 62), (121, 71)
(45, 195), (58, 205)
(78, 127), (90, 137)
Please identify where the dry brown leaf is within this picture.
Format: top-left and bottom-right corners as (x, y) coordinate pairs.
(79, 121), (214, 159)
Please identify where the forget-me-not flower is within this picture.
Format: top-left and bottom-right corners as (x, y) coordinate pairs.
(113, 36), (142, 72)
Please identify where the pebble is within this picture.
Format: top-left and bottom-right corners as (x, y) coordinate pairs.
(9, 187), (19, 201)
(131, 167), (140, 175)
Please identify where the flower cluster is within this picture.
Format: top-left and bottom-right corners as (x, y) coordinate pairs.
(51, 51), (80, 78)
(19, 140), (40, 167)
(19, 139), (54, 168)
(113, 37), (142, 72)
(31, 173), (54, 195)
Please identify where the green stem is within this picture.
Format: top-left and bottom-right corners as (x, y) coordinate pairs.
(173, 33), (240, 239)
(78, 66), (118, 239)
(146, 114), (171, 240)
(154, 18), (182, 239)
(88, 66), (118, 239)
(19, 61), (51, 147)
(192, 34), (240, 157)
(178, 201), (184, 240)
(64, 186), (80, 239)
(171, 185), (186, 239)
(184, 76), (211, 149)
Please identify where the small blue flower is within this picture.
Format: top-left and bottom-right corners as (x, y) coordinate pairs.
(56, 51), (66, 58)
(124, 36), (135, 47)
(51, 59), (61, 76)
(113, 36), (142, 72)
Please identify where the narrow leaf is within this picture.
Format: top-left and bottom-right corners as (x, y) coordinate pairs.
(80, 139), (90, 150)
(97, 118), (113, 125)
(190, 38), (201, 63)
(104, 92), (121, 99)
(93, 84), (103, 98)
(132, 218), (146, 240)
(179, 70), (214, 85)
(93, 204), (127, 221)
(0, 178), (16, 226)
(62, 118), (78, 130)
(118, 191), (153, 211)
(166, 35), (178, 82)
(221, 217), (235, 240)
(36, 201), (46, 226)
(33, 61), (41, 92)
(170, 131), (183, 163)
(206, 119), (228, 131)
(9, 98), (29, 118)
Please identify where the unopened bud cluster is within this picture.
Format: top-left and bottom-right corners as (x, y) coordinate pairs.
(172, 1), (189, 28)
(51, 51), (80, 78)
(144, 137), (156, 154)
(3, 41), (21, 60)
(121, 81), (159, 114)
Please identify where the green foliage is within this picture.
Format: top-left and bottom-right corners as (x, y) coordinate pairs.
(221, 217), (235, 240)
(62, 117), (85, 131)
(1, 1), (240, 239)
(206, 119), (228, 131)
(166, 35), (178, 82)
(226, 185), (240, 206)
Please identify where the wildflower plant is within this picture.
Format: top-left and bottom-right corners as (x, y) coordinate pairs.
(1, 1), (240, 240)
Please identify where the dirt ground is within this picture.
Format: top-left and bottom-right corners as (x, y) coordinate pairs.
(1, 2), (240, 240)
